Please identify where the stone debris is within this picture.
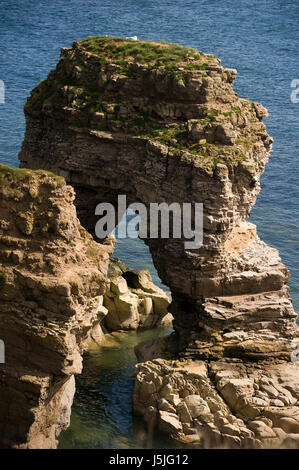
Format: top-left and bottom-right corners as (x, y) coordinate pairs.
(104, 266), (171, 330)
(133, 358), (299, 448)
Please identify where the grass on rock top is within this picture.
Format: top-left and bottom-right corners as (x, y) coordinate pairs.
(25, 37), (219, 117)
(0, 165), (65, 187)
(79, 36), (217, 70)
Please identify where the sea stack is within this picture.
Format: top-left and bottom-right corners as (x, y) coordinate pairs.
(0, 166), (111, 448)
(14, 37), (299, 448)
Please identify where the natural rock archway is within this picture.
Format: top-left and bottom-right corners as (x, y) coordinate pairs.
(19, 37), (297, 360)
(18, 37), (299, 447)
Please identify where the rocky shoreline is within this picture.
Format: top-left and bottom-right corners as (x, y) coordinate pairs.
(134, 356), (299, 448)
(0, 37), (298, 448)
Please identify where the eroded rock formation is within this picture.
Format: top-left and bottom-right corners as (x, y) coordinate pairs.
(105, 261), (171, 330)
(0, 166), (170, 448)
(133, 358), (299, 448)
(18, 37), (299, 447)
(0, 165), (112, 448)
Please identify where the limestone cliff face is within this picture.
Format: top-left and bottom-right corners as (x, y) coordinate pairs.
(19, 37), (297, 360)
(18, 37), (299, 447)
(0, 165), (112, 448)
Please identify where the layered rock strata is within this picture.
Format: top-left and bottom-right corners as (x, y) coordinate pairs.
(0, 166), (170, 448)
(0, 166), (112, 448)
(134, 358), (299, 448)
(18, 37), (299, 447)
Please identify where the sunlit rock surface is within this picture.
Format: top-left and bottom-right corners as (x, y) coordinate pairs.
(105, 262), (171, 330)
(0, 166), (111, 448)
(18, 37), (299, 447)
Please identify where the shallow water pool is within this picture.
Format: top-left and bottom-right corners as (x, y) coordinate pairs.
(58, 327), (186, 449)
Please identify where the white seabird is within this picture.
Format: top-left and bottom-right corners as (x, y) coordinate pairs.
(126, 35), (138, 41)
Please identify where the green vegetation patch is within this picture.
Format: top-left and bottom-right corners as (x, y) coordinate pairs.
(0, 165), (65, 187)
(79, 36), (217, 71)
(139, 124), (188, 149)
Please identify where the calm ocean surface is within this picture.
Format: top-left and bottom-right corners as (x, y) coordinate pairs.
(1, 0), (298, 448)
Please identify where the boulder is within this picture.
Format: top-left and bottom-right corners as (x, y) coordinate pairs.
(159, 411), (182, 435)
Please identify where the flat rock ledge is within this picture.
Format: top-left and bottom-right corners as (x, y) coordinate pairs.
(134, 357), (299, 448)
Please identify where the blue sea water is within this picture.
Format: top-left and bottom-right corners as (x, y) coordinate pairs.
(0, 1), (298, 448)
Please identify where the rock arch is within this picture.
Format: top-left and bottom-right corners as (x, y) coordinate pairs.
(19, 38), (298, 361)
(0, 37), (298, 449)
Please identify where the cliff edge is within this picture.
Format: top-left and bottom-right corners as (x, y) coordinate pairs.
(0, 165), (112, 448)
